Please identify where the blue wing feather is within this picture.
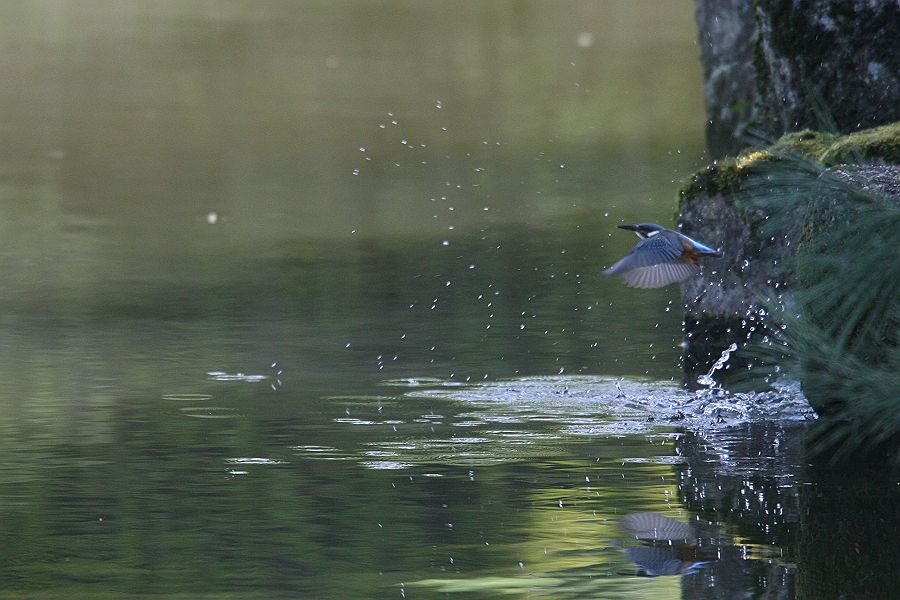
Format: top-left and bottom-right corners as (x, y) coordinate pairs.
(604, 236), (682, 275)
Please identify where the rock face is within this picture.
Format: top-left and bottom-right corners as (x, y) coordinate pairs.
(695, 0), (900, 159)
(677, 186), (797, 380)
(755, 0), (900, 135)
(689, 0), (900, 476)
(676, 124), (900, 379)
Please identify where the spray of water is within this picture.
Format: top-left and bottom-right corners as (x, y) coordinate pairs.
(696, 343), (738, 389)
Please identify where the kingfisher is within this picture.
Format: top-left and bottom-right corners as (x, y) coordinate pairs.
(603, 223), (722, 288)
(619, 512), (716, 577)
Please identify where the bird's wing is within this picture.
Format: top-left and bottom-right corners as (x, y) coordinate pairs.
(624, 547), (686, 576)
(621, 261), (700, 288)
(621, 513), (695, 541)
(603, 236), (683, 276)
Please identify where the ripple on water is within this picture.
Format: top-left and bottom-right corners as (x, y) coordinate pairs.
(179, 406), (238, 419)
(332, 418), (379, 425)
(621, 456), (688, 465)
(363, 450), (400, 458)
(161, 393), (213, 402)
(207, 371), (268, 382)
(488, 431), (560, 439)
(361, 460), (412, 470)
(364, 442), (417, 451)
(290, 445), (353, 460)
(324, 395), (395, 402)
(453, 420), (487, 427)
(226, 458), (285, 465)
(380, 377), (464, 388)
(487, 431), (562, 446)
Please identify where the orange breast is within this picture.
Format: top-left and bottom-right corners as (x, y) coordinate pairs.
(680, 240), (701, 264)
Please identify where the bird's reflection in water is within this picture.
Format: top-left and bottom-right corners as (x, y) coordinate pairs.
(619, 512), (718, 577)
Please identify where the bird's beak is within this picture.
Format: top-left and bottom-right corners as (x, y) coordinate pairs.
(618, 224), (639, 231)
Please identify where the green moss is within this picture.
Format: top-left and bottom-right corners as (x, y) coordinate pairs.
(776, 129), (838, 157)
(821, 122), (900, 163)
(679, 157), (747, 202)
(679, 121), (900, 207)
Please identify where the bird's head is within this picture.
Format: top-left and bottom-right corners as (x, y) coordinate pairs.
(618, 223), (666, 239)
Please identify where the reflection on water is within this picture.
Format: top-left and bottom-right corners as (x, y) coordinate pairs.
(0, 1), (896, 598)
(619, 513), (716, 577)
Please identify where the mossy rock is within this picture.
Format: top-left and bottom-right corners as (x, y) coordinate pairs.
(679, 121), (900, 204)
(677, 121), (899, 381)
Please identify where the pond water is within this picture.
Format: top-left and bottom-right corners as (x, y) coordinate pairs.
(0, 2), (897, 599)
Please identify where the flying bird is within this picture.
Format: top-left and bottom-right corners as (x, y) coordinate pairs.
(604, 223), (722, 288)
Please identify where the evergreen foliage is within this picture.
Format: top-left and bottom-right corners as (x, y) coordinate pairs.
(738, 149), (899, 465)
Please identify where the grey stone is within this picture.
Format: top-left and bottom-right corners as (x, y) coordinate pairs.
(754, 0), (900, 136)
(695, 0), (900, 157)
(677, 160), (899, 379)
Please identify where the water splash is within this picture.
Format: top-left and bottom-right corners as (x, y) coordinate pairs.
(300, 376), (815, 472)
(406, 375), (814, 434)
(697, 342), (738, 389)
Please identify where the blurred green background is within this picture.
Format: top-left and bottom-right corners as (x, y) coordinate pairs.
(0, 0), (706, 389)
